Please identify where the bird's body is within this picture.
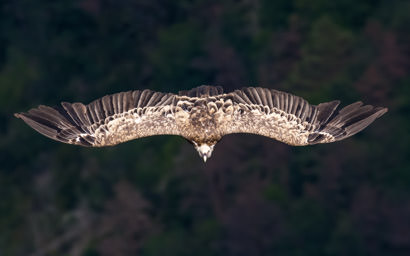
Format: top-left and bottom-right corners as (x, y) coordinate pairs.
(15, 85), (387, 162)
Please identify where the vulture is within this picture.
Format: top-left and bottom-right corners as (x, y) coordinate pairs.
(15, 86), (387, 162)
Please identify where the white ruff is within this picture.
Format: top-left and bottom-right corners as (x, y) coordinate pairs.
(196, 144), (215, 162)
(198, 144), (211, 154)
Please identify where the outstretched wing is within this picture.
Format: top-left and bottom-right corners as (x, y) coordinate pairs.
(225, 87), (387, 145)
(15, 90), (180, 147)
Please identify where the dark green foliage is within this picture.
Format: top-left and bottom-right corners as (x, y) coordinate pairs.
(1, 0), (409, 255)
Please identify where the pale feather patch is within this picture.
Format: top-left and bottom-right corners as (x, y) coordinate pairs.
(227, 105), (318, 145)
(91, 106), (179, 146)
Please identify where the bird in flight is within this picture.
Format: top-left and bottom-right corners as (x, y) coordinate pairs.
(15, 86), (387, 162)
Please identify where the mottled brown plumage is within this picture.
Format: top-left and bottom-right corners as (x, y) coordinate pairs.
(15, 85), (388, 161)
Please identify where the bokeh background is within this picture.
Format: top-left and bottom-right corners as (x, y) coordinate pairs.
(1, 1), (410, 255)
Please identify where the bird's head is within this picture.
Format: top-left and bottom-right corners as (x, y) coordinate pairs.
(193, 142), (216, 162)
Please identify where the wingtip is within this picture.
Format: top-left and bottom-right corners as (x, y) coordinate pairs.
(61, 102), (71, 109)
(14, 112), (24, 119)
(373, 106), (388, 119)
(315, 103), (389, 143)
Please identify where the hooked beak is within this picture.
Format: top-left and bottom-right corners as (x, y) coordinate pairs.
(194, 143), (215, 162)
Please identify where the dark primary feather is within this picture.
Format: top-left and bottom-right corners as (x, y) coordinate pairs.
(310, 101), (387, 143)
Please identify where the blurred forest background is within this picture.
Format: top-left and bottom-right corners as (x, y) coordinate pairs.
(1, 0), (410, 255)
